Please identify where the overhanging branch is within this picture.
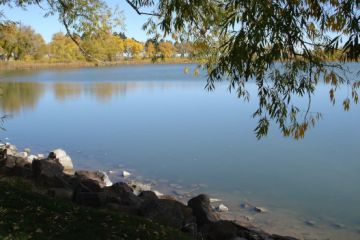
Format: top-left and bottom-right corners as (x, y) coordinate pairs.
(125, 0), (160, 17)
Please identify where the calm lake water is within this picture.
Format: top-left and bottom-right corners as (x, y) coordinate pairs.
(1, 64), (360, 239)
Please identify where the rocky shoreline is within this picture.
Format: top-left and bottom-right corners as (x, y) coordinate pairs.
(0, 143), (297, 240)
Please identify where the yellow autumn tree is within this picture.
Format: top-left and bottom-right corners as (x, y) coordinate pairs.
(158, 41), (174, 58)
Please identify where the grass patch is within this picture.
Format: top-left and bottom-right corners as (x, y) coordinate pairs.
(0, 179), (192, 240)
(0, 58), (196, 72)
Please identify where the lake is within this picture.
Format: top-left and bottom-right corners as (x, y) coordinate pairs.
(0, 64), (359, 239)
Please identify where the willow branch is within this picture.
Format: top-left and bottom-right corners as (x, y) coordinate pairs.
(125, 0), (160, 17)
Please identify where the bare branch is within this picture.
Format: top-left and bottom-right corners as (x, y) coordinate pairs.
(124, 0), (160, 17)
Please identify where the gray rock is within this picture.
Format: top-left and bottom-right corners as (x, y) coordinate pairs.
(140, 198), (195, 230)
(216, 204), (229, 212)
(253, 206), (267, 213)
(75, 170), (111, 188)
(188, 194), (219, 227)
(305, 220), (316, 227)
(103, 182), (142, 207)
(139, 190), (158, 202)
(32, 158), (67, 188)
(129, 181), (151, 195)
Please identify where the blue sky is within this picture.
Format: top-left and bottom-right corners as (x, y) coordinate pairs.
(2, 0), (150, 43)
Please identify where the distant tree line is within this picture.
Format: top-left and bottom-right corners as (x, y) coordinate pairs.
(0, 23), (196, 62)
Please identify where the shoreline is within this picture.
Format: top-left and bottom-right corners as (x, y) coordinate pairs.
(0, 142), (298, 240)
(0, 59), (197, 72)
(1, 142), (359, 240)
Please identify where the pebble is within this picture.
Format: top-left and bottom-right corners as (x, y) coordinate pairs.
(253, 206), (267, 213)
(240, 202), (252, 209)
(122, 170), (131, 178)
(216, 204), (229, 212)
(305, 220), (316, 227)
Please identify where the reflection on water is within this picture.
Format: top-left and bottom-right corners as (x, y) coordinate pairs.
(0, 82), (44, 113)
(0, 81), (194, 112)
(0, 64), (360, 240)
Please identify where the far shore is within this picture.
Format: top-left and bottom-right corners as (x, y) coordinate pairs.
(0, 58), (197, 72)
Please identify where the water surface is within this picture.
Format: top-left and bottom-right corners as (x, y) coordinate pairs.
(1, 64), (359, 239)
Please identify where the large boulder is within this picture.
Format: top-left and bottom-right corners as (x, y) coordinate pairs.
(32, 159), (68, 188)
(75, 170), (112, 188)
(139, 198), (196, 231)
(102, 182), (142, 207)
(188, 194), (219, 227)
(48, 149), (74, 174)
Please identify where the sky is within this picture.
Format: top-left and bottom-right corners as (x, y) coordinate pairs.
(2, 0), (151, 43)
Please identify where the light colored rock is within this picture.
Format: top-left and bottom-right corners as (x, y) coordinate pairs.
(3, 148), (16, 156)
(58, 155), (74, 173)
(37, 154), (45, 159)
(50, 149), (67, 159)
(16, 152), (28, 158)
(5, 143), (17, 151)
(49, 149), (74, 173)
(99, 171), (113, 187)
(129, 180), (151, 195)
(154, 190), (164, 197)
(210, 198), (222, 203)
(122, 170), (131, 178)
(24, 148), (31, 154)
(216, 203), (229, 212)
(27, 155), (38, 163)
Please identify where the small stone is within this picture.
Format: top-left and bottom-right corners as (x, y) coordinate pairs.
(216, 204), (229, 212)
(240, 203), (251, 209)
(305, 220), (316, 227)
(24, 148), (31, 154)
(253, 206), (267, 213)
(122, 170), (131, 178)
(99, 171), (113, 187)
